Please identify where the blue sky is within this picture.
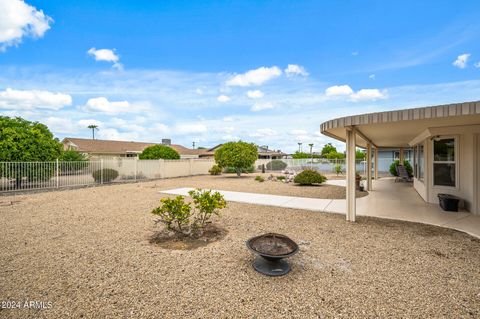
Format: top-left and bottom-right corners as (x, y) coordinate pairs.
(1, 0), (480, 152)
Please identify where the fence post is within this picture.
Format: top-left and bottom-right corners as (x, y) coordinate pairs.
(101, 159), (104, 184)
(56, 159), (59, 188)
(134, 158), (138, 182)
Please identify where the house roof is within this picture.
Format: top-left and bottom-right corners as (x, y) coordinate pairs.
(320, 101), (480, 148)
(200, 143), (285, 157)
(62, 138), (206, 156)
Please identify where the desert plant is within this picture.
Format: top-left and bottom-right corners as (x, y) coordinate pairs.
(389, 160), (413, 177)
(151, 196), (192, 233)
(92, 168), (119, 183)
(293, 169), (327, 185)
(139, 145), (180, 160)
(214, 141), (258, 176)
(254, 175), (265, 182)
(223, 165), (255, 174)
(188, 189), (226, 230)
(276, 176), (286, 181)
(266, 160), (287, 171)
(334, 164), (343, 175)
(209, 164), (222, 175)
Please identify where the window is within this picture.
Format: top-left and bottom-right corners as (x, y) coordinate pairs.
(413, 144), (424, 182)
(433, 137), (456, 187)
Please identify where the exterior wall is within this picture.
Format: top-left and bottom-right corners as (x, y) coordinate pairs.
(412, 124), (480, 214)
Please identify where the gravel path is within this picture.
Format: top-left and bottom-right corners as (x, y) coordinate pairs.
(1, 178), (479, 318)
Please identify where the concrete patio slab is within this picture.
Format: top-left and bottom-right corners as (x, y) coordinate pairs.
(160, 180), (480, 239)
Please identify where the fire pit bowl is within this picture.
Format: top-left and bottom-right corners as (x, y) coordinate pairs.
(246, 233), (299, 276)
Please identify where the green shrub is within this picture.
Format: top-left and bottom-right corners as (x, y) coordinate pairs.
(209, 165), (222, 175)
(214, 141), (258, 176)
(224, 165), (255, 174)
(276, 176), (286, 181)
(151, 196), (192, 232)
(92, 168), (119, 183)
(389, 160), (413, 177)
(151, 189), (226, 236)
(139, 145), (180, 160)
(255, 175), (265, 182)
(334, 164), (343, 175)
(189, 189), (227, 230)
(266, 160), (287, 171)
(293, 169), (327, 185)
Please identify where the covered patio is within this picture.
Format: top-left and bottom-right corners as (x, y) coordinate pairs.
(321, 101), (480, 224)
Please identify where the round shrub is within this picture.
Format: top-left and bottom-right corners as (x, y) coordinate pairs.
(389, 160), (413, 177)
(254, 175), (265, 182)
(92, 168), (119, 183)
(266, 160), (287, 171)
(139, 145), (180, 160)
(209, 165), (222, 175)
(293, 169), (327, 185)
(214, 141), (258, 176)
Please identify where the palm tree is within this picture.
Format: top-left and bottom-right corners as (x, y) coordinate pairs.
(308, 143), (314, 156)
(298, 142), (302, 152)
(87, 125), (99, 140)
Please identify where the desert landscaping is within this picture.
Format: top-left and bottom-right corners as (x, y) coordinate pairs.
(1, 176), (479, 318)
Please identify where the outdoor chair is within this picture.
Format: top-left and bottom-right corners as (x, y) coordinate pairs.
(395, 165), (412, 182)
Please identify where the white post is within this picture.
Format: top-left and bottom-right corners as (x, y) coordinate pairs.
(100, 158), (104, 184)
(399, 147), (404, 163)
(56, 159), (59, 188)
(346, 128), (356, 222)
(134, 158), (138, 182)
(374, 148), (378, 180)
(366, 143), (372, 191)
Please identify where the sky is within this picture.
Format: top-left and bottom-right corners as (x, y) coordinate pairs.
(1, 0), (480, 153)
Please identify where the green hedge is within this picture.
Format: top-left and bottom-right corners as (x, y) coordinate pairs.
(92, 168), (119, 183)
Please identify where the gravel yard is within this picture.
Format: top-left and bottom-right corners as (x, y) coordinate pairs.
(1, 177), (479, 318)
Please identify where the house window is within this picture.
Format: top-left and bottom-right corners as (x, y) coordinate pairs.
(433, 137), (456, 187)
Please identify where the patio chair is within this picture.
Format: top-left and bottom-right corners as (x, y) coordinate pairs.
(395, 165), (412, 182)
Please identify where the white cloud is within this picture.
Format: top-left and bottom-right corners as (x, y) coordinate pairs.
(222, 116), (234, 122)
(369, 74), (376, 79)
(0, 0), (52, 51)
(246, 90), (264, 99)
(78, 119), (102, 128)
(195, 88), (203, 95)
(284, 64), (309, 77)
(350, 89), (387, 101)
(97, 128), (139, 141)
(351, 51), (359, 56)
(217, 94), (231, 102)
(249, 128), (278, 138)
(251, 101), (274, 112)
(289, 129), (308, 136)
(0, 88), (72, 110)
(452, 53), (470, 69)
(87, 48), (123, 70)
(173, 123), (207, 134)
(44, 117), (76, 134)
(226, 66), (282, 87)
(325, 85), (354, 96)
(474, 62), (480, 68)
(83, 97), (133, 114)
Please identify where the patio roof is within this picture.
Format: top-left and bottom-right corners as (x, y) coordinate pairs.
(320, 101), (480, 148)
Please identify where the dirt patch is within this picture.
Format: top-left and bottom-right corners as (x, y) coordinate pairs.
(150, 225), (228, 250)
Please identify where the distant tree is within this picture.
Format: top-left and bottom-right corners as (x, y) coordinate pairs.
(324, 151), (345, 159)
(214, 141), (258, 176)
(197, 147), (207, 149)
(87, 124), (99, 139)
(320, 143), (337, 157)
(139, 145), (180, 160)
(356, 149), (366, 160)
(0, 116), (62, 188)
(59, 149), (88, 162)
(292, 151), (310, 159)
(58, 150), (89, 173)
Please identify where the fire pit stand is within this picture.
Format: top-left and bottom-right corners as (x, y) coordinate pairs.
(246, 233), (299, 276)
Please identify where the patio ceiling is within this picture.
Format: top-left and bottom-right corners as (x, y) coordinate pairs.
(320, 101), (480, 148)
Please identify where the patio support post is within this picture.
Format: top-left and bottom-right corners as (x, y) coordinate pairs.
(366, 143), (372, 191)
(374, 148), (378, 179)
(399, 147), (404, 163)
(346, 127), (356, 222)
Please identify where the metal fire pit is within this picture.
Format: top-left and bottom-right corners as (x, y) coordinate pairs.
(246, 233), (299, 276)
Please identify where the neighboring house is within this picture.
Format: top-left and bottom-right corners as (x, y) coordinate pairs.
(62, 138), (206, 159)
(199, 144), (286, 159)
(321, 100), (480, 219)
(376, 148), (413, 172)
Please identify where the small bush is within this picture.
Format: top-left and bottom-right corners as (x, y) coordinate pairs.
(139, 145), (180, 160)
(151, 196), (192, 232)
(276, 176), (286, 181)
(389, 160), (413, 177)
(334, 164), (343, 175)
(266, 160), (287, 171)
(151, 189), (226, 236)
(255, 175), (265, 182)
(293, 169), (327, 185)
(92, 168), (118, 183)
(209, 165), (222, 175)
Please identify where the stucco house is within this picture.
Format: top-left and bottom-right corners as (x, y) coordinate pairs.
(62, 138), (206, 159)
(321, 101), (480, 221)
(200, 144), (286, 159)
